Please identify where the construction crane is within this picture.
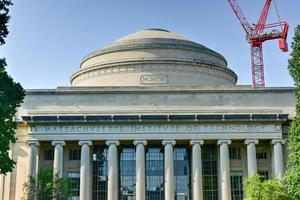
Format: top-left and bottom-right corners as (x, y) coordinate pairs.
(227, 0), (289, 87)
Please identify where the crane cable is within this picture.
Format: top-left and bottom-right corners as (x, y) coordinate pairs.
(273, 0), (282, 22)
(273, 0), (283, 32)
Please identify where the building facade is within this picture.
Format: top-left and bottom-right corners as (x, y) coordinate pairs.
(0, 29), (296, 200)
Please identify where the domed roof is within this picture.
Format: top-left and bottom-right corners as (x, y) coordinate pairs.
(115, 28), (187, 41)
(71, 29), (237, 86)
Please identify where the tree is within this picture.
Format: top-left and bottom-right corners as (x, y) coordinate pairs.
(285, 25), (300, 200)
(0, 0), (12, 45)
(243, 174), (287, 200)
(0, 0), (25, 174)
(22, 169), (73, 200)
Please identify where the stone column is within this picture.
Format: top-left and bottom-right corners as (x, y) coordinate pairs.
(217, 140), (232, 200)
(162, 140), (176, 200)
(52, 140), (65, 177)
(0, 173), (4, 200)
(271, 139), (285, 179)
(27, 140), (40, 177)
(106, 140), (120, 200)
(134, 140), (147, 200)
(2, 148), (12, 200)
(79, 140), (92, 200)
(190, 140), (204, 200)
(244, 139), (259, 176)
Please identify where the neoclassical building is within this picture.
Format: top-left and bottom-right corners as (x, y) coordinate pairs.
(0, 28), (296, 200)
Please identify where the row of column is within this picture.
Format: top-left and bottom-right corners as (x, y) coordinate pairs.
(218, 139), (285, 200)
(27, 139), (285, 200)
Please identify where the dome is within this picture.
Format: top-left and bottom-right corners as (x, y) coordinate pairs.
(70, 29), (237, 86)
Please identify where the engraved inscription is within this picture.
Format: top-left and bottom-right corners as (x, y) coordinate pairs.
(29, 124), (281, 135)
(140, 74), (168, 85)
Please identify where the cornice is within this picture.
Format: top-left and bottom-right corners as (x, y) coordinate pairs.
(24, 86), (296, 95)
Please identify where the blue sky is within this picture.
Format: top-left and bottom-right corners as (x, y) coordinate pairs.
(0, 0), (299, 89)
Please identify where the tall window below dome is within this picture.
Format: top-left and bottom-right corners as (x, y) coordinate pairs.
(202, 144), (218, 200)
(120, 147), (136, 200)
(230, 171), (244, 200)
(174, 147), (191, 200)
(92, 145), (108, 200)
(146, 147), (164, 200)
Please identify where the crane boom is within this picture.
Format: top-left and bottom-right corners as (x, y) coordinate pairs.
(227, 0), (252, 36)
(227, 0), (289, 87)
(255, 0), (272, 36)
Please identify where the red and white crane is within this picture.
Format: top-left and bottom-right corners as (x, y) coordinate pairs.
(227, 0), (289, 87)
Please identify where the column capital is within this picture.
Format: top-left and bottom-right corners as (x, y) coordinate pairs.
(106, 140), (120, 146)
(271, 139), (285, 145)
(162, 140), (176, 146)
(27, 140), (40, 146)
(190, 139), (204, 146)
(78, 140), (92, 146)
(51, 140), (66, 146)
(244, 139), (259, 145)
(134, 140), (147, 146)
(217, 139), (231, 145)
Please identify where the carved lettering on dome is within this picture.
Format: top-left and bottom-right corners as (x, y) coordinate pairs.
(140, 74), (168, 85)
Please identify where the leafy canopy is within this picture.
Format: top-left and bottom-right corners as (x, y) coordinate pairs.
(0, 0), (25, 174)
(285, 25), (300, 200)
(0, 58), (25, 174)
(0, 0), (12, 45)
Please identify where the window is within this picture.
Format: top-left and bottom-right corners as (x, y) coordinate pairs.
(174, 147), (191, 200)
(44, 149), (54, 160)
(256, 147), (267, 159)
(229, 147), (242, 160)
(230, 171), (243, 200)
(202, 145), (218, 200)
(120, 147), (136, 200)
(68, 172), (80, 200)
(92, 146), (108, 200)
(69, 149), (81, 160)
(146, 147), (164, 200)
(258, 170), (269, 180)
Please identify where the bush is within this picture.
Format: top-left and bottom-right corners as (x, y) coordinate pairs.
(22, 169), (72, 200)
(243, 174), (288, 200)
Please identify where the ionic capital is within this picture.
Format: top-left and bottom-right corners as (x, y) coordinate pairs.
(27, 140), (40, 146)
(134, 140), (147, 146)
(51, 140), (66, 146)
(190, 140), (204, 146)
(105, 140), (120, 146)
(217, 139), (231, 145)
(271, 139), (285, 145)
(78, 140), (92, 146)
(244, 139), (259, 145)
(162, 140), (176, 146)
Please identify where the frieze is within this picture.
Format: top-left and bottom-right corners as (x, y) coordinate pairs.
(29, 124), (281, 135)
(71, 61), (237, 85)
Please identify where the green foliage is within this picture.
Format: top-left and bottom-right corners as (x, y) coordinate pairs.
(22, 169), (73, 200)
(0, 0), (25, 174)
(0, 58), (25, 174)
(243, 174), (288, 200)
(288, 25), (300, 87)
(285, 25), (300, 200)
(0, 0), (13, 45)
